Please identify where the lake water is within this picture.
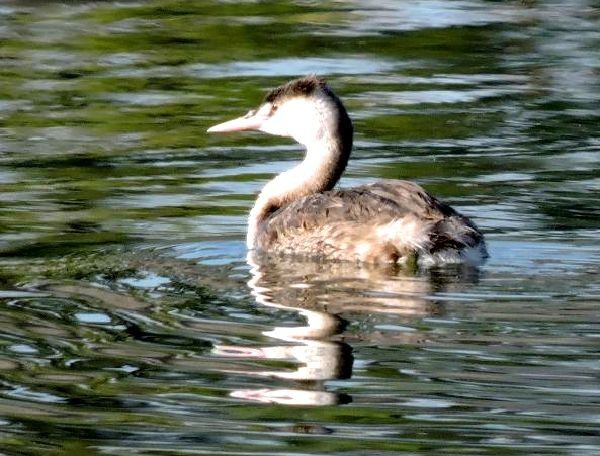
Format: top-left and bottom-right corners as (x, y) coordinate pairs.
(0, 1), (599, 455)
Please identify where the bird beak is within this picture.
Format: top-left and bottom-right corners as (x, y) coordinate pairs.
(207, 112), (263, 133)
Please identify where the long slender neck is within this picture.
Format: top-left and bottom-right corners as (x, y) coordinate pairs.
(247, 114), (352, 248)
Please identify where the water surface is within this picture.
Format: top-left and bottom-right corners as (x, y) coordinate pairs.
(0, 1), (598, 455)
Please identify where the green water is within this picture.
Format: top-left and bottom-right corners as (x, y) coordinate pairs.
(0, 1), (598, 454)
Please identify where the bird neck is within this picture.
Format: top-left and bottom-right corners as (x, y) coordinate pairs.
(247, 122), (352, 248)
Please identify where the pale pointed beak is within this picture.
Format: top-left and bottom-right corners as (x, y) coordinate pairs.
(207, 113), (263, 133)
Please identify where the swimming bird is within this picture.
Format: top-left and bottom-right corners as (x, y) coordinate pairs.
(207, 76), (487, 266)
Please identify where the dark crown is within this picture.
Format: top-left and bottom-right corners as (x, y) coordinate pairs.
(263, 75), (329, 104)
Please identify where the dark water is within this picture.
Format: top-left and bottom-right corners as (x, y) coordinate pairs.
(0, 1), (599, 454)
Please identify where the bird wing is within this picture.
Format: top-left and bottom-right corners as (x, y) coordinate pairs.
(360, 180), (457, 218)
(255, 179), (484, 260)
(256, 180), (448, 243)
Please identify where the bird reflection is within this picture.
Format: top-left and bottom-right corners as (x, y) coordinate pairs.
(213, 252), (479, 406)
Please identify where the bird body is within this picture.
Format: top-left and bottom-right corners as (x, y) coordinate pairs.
(208, 76), (487, 266)
(252, 180), (485, 265)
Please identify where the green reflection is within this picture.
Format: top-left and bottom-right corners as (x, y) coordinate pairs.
(0, 0), (598, 454)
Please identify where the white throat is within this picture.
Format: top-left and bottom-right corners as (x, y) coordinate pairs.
(247, 95), (351, 249)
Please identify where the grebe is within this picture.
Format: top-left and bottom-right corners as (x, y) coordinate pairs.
(207, 76), (487, 266)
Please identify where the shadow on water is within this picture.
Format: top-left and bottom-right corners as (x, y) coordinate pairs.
(0, 247), (487, 452)
(215, 253), (481, 407)
(3, 237), (596, 455)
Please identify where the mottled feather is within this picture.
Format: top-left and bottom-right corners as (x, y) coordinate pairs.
(255, 180), (485, 263)
(264, 75), (327, 104)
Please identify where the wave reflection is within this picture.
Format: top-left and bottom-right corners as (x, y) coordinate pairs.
(214, 252), (480, 406)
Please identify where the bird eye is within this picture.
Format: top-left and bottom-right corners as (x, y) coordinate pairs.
(270, 104), (278, 114)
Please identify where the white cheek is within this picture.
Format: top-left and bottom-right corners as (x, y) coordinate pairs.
(284, 99), (322, 144)
(254, 103), (282, 136)
(259, 116), (289, 136)
(257, 97), (328, 145)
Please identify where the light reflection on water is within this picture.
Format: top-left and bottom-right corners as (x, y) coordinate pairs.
(185, 57), (399, 78)
(2, 241), (598, 453)
(0, 0), (599, 454)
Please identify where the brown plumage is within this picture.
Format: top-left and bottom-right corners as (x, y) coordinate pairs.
(207, 76), (487, 267)
(256, 181), (484, 263)
(264, 75), (329, 103)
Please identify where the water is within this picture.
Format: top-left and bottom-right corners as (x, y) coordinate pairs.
(0, 1), (599, 454)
